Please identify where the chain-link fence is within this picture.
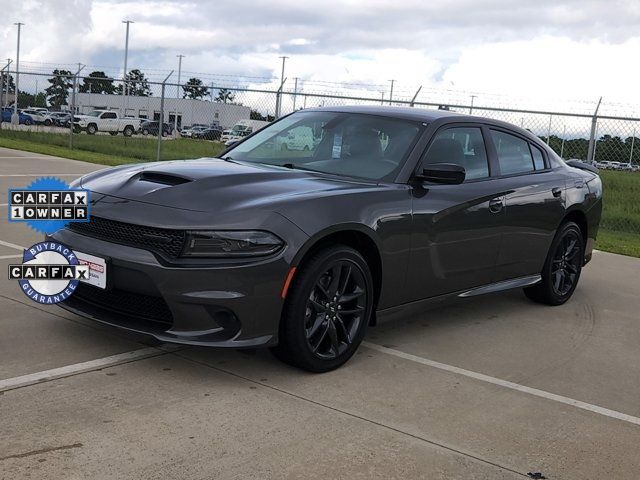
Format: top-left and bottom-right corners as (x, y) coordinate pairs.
(1, 70), (638, 252)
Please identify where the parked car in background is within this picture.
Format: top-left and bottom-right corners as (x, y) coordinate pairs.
(1, 108), (34, 125)
(220, 119), (270, 142)
(180, 124), (208, 138)
(140, 120), (173, 137)
(21, 109), (51, 125)
(276, 125), (316, 151)
(608, 161), (623, 170)
(192, 126), (223, 140)
(73, 110), (142, 136)
(55, 106), (603, 372)
(49, 112), (72, 128)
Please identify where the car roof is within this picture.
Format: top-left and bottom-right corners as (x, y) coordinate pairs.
(302, 105), (545, 146)
(303, 105), (469, 122)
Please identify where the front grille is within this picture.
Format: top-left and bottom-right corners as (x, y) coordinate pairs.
(69, 283), (173, 327)
(68, 216), (186, 259)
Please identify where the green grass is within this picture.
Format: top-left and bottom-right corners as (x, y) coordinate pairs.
(1, 130), (639, 256)
(597, 170), (640, 257)
(596, 229), (640, 258)
(0, 129), (225, 166)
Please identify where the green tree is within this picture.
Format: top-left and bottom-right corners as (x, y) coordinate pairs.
(79, 71), (116, 94)
(44, 69), (73, 108)
(182, 77), (209, 100)
(116, 69), (151, 96)
(1, 72), (16, 93)
(250, 109), (274, 122)
(17, 91), (47, 108)
(214, 88), (235, 104)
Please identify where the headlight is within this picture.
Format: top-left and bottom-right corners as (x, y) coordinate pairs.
(182, 230), (284, 258)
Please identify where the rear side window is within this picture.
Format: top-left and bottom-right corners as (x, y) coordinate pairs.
(490, 130), (534, 175)
(102, 112), (117, 119)
(422, 127), (489, 180)
(531, 145), (546, 170)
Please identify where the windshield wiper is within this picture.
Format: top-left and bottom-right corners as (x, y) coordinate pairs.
(278, 163), (322, 173)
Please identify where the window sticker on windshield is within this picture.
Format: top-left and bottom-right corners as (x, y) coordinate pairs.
(332, 132), (343, 158)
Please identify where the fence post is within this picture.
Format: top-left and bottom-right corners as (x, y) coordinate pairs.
(0, 60), (12, 132)
(275, 77), (287, 119)
(546, 115), (552, 145)
(586, 97), (602, 163)
(0, 70), (4, 132)
(630, 127), (636, 166)
(157, 70), (174, 161)
(409, 86), (422, 107)
(69, 65), (85, 149)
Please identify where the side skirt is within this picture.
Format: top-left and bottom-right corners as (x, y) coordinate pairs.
(375, 274), (541, 324)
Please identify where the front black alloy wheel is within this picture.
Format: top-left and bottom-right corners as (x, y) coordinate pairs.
(524, 221), (584, 305)
(273, 245), (373, 372)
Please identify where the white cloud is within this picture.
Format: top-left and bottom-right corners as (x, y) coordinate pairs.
(1, 0), (639, 115)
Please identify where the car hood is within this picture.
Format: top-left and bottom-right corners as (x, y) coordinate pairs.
(80, 158), (378, 213)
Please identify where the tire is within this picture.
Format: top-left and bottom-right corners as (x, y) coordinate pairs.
(142, 129), (149, 136)
(87, 124), (97, 135)
(24, 119), (33, 126)
(123, 126), (134, 137)
(524, 221), (584, 306)
(44, 119), (52, 126)
(271, 245), (374, 372)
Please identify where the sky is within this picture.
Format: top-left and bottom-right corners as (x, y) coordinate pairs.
(1, 0), (640, 116)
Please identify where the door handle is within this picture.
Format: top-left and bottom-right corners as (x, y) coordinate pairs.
(552, 187), (562, 198)
(489, 197), (504, 213)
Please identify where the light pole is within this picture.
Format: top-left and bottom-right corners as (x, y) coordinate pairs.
(174, 54), (184, 133)
(122, 20), (134, 114)
(469, 95), (477, 114)
(388, 80), (395, 106)
(12, 22), (24, 124)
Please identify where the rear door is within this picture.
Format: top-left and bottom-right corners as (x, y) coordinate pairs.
(407, 124), (507, 300)
(486, 128), (566, 281)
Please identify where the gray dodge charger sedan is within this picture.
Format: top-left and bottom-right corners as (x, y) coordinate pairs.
(53, 106), (603, 372)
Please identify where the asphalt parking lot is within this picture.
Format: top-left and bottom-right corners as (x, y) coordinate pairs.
(0, 146), (639, 479)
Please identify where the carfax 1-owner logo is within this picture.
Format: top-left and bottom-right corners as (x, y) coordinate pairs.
(8, 176), (90, 234)
(8, 241), (89, 304)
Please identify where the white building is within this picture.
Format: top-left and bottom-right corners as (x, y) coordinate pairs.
(75, 93), (250, 129)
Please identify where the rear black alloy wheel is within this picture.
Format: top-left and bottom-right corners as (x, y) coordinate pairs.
(273, 245), (373, 372)
(525, 221), (584, 305)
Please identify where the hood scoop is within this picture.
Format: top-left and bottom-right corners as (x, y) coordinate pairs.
(139, 171), (193, 186)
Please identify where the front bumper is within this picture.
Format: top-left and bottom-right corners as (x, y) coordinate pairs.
(51, 228), (292, 348)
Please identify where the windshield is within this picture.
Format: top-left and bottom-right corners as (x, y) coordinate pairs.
(225, 111), (422, 181)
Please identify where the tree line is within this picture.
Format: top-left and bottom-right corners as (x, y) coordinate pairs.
(0, 69), (237, 109)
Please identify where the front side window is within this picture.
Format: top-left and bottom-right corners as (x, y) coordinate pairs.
(226, 111), (422, 181)
(491, 130), (535, 175)
(421, 127), (489, 180)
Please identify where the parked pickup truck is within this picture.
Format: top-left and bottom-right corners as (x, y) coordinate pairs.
(73, 110), (142, 136)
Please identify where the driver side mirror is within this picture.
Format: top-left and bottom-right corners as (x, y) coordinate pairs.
(414, 163), (465, 185)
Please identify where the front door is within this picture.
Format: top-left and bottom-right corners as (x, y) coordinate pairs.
(407, 125), (506, 301)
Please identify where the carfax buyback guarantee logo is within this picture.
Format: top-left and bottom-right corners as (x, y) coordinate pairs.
(8, 241), (89, 304)
(7, 177), (91, 304)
